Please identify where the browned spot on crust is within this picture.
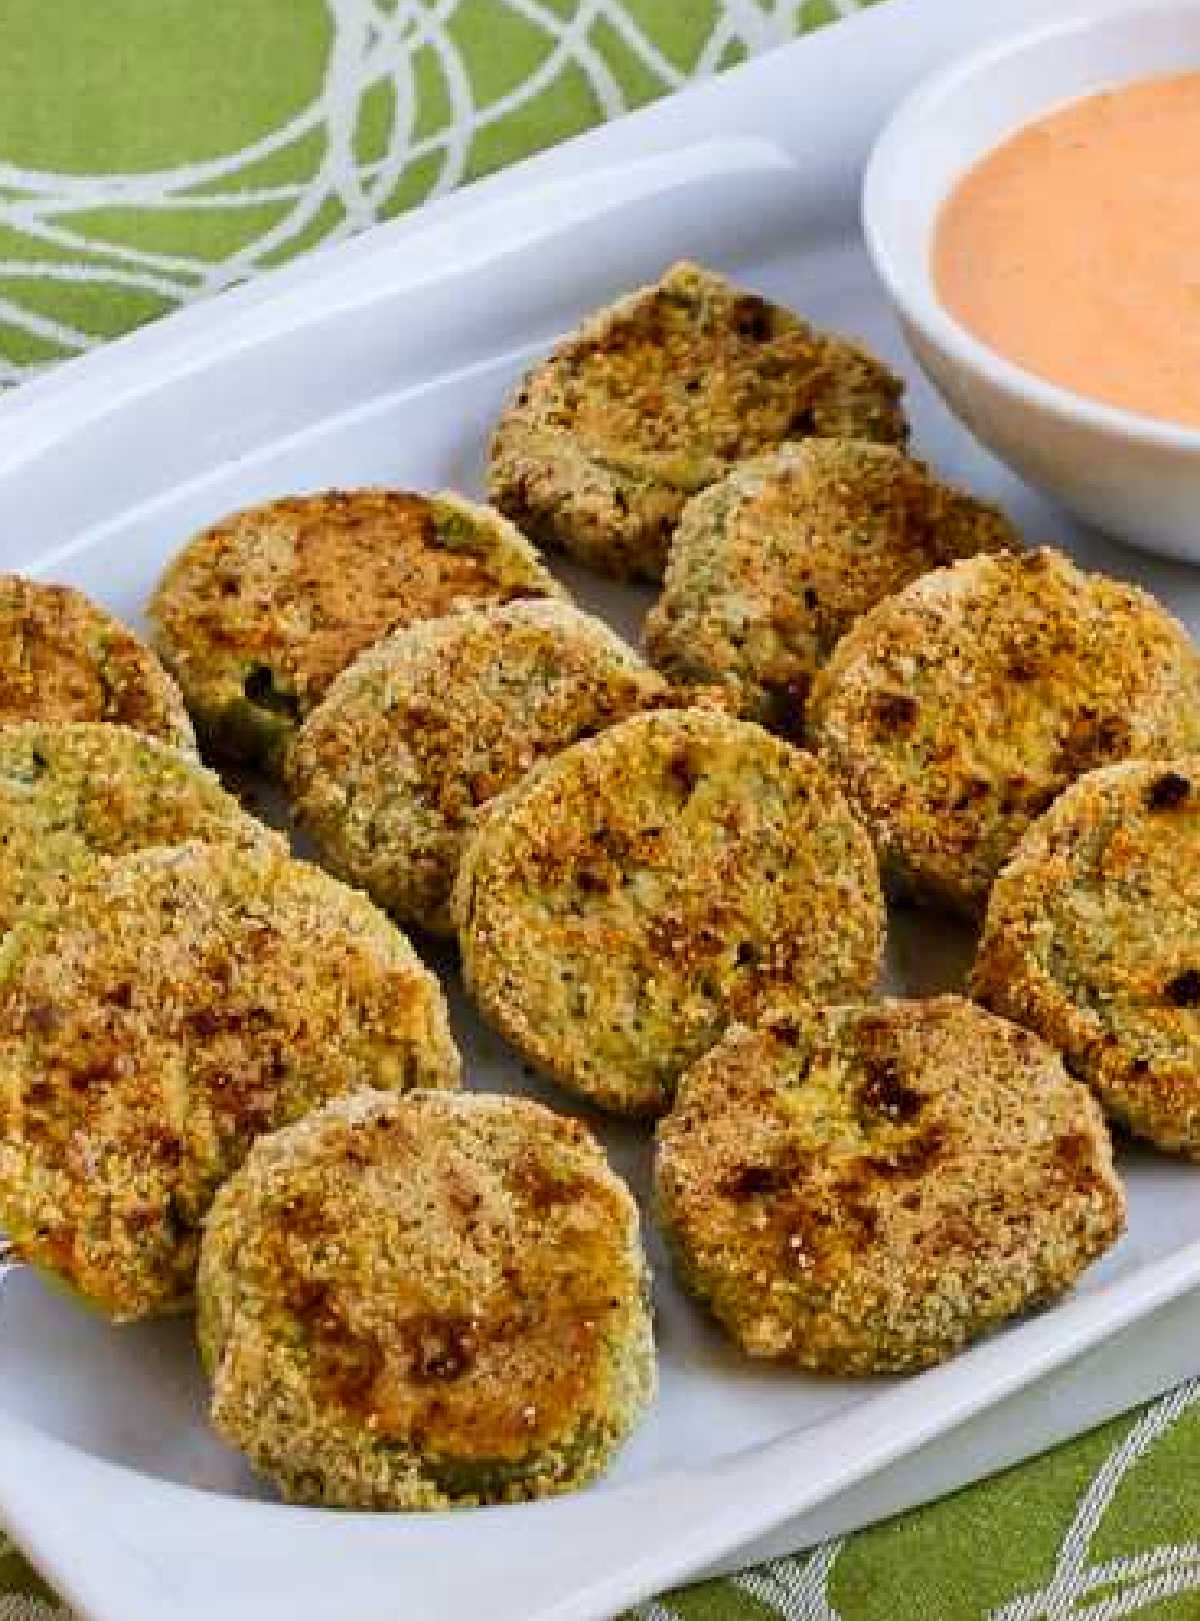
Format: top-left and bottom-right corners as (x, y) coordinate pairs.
(1054, 1130), (1105, 1195)
(403, 1314), (480, 1383)
(762, 675), (811, 741)
(1007, 656), (1042, 682)
(872, 691), (919, 734)
(722, 1161), (797, 1198)
(949, 776), (991, 813)
(864, 1127), (944, 1179)
(1165, 969), (1200, 1007)
(1058, 711), (1132, 776)
(730, 294), (776, 342)
(667, 745), (704, 797)
(1147, 770), (1191, 810)
(856, 1059), (924, 1124)
(508, 1152), (586, 1215)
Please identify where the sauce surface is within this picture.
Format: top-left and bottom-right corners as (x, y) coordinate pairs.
(934, 73), (1200, 428)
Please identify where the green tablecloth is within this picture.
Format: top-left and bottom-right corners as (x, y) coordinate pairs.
(2, 5), (1199, 1617)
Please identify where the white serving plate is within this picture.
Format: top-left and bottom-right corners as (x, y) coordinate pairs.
(1, 4), (1199, 1618)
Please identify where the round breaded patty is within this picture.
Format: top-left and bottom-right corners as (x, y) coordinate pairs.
(809, 548), (1200, 916)
(147, 489), (564, 769)
(286, 599), (675, 936)
(644, 440), (1018, 735)
(972, 759), (1200, 1156)
(655, 996), (1124, 1373)
(454, 708), (884, 1116)
(489, 262), (908, 582)
(197, 1088), (655, 1509)
(0, 841), (460, 1322)
(0, 721), (277, 934)
(0, 574), (193, 749)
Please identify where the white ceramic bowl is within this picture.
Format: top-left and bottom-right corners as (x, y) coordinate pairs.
(862, 1), (1200, 564)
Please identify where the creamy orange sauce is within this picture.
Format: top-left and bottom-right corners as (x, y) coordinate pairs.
(934, 73), (1200, 428)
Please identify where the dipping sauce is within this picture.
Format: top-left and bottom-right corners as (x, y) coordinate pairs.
(934, 72), (1200, 428)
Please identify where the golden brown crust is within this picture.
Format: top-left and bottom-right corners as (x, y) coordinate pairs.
(285, 599), (675, 935)
(971, 758), (1200, 1156)
(644, 439), (1018, 735)
(809, 548), (1200, 915)
(489, 262), (908, 582)
(454, 708), (884, 1116)
(0, 841), (460, 1321)
(147, 489), (565, 768)
(0, 574), (193, 749)
(198, 1089), (654, 1508)
(0, 721), (277, 935)
(655, 996), (1125, 1372)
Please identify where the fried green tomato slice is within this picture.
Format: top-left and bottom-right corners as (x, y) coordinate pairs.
(488, 261), (908, 582)
(0, 841), (460, 1322)
(0, 574), (193, 749)
(147, 489), (564, 769)
(197, 1089), (655, 1509)
(809, 548), (1200, 917)
(655, 996), (1125, 1373)
(285, 599), (676, 936)
(0, 721), (278, 935)
(972, 758), (1200, 1156)
(453, 708), (884, 1116)
(644, 440), (1018, 735)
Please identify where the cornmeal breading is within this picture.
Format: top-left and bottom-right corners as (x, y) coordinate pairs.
(148, 489), (564, 769)
(655, 996), (1124, 1372)
(0, 574), (193, 748)
(454, 708), (884, 1116)
(972, 758), (1200, 1156)
(285, 599), (676, 935)
(645, 439), (1017, 735)
(0, 721), (276, 934)
(810, 548), (1200, 915)
(198, 1089), (655, 1508)
(0, 841), (460, 1321)
(489, 262), (907, 581)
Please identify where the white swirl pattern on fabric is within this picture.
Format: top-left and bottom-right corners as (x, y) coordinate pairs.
(628, 1385), (1200, 1619)
(0, 0), (865, 383)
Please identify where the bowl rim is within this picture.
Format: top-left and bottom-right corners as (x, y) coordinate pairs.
(861, 0), (1200, 455)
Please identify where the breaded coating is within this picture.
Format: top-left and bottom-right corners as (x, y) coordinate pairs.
(0, 574), (193, 749)
(147, 489), (564, 769)
(809, 548), (1200, 916)
(655, 996), (1124, 1373)
(454, 708), (884, 1116)
(645, 440), (1018, 735)
(286, 599), (676, 936)
(489, 262), (908, 582)
(0, 841), (460, 1322)
(972, 759), (1200, 1156)
(0, 722), (277, 935)
(198, 1089), (655, 1509)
